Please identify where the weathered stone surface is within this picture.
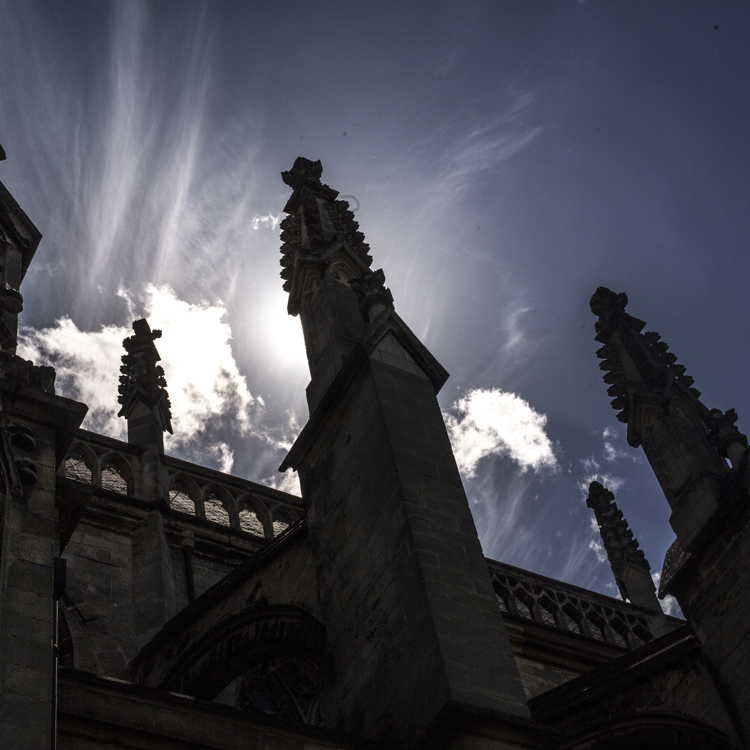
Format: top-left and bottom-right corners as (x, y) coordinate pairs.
(591, 288), (750, 744)
(531, 627), (741, 748)
(0, 384), (86, 747)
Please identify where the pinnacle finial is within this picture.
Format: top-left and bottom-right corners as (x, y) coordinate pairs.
(117, 319), (172, 449)
(585, 480), (615, 510)
(278, 160), (372, 301)
(590, 287), (749, 553)
(589, 287), (628, 318)
(281, 157), (323, 189)
(586, 480), (649, 578)
(586, 481), (666, 619)
(591, 288), (702, 425)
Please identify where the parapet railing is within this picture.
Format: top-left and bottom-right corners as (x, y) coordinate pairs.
(60, 429), (140, 494)
(487, 558), (661, 650)
(59, 429), (304, 541)
(161, 453), (303, 539)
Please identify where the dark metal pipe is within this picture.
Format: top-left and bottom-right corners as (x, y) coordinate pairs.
(51, 557), (66, 750)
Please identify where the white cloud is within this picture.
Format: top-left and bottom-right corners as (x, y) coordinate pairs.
(602, 426), (637, 463)
(444, 388), (557, 476)
(578, 455), (624, 496)
(210, 442), (235, 475)
(18, 318), (128, 438)
(263, 470), (301, 496)
(661, 596), (681, 616)
(589, 539), (607, 564)
(651, 572), (684, 618)
(142, 284), (257, 441)
(18, 285), (258, 453)
(251, 213), (282, 231)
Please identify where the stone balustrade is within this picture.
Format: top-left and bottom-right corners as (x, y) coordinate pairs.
(60, 429), (304, 540)
(487, 558), (672, 650)
(60, 431), (671, 645)
(162, 454), (303, 539)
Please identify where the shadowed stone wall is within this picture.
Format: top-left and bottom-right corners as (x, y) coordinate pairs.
(289, 352), (529, 746)
(0, 383), (85, 747)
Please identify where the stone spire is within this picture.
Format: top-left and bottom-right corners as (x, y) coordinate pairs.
(278, 161), (530, 744)
(118, 319), (172, 453)
(279, 157), (374, 293)
(279, 157), (446, 411)
(590, 287), (747, 553)
(586, 481), (667, 629)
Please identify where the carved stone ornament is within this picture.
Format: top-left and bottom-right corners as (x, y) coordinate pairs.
(281, 157), (323, 189)
(0, 283), (23, 315)
(706, 407), (748, 459)
(0, 399), (25, 501)
(586, 480), (650, 579)
(236, 656), (321, 727)
(0, 350), (55, 394)
(350, 268), (394, 321)
(117, 319), (173, 432)
(590, 287), (628, 331)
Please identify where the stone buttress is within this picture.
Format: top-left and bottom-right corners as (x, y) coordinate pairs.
(0, 152), (87, 747)
(277, 158), (534, 748)
(591, 286), (750, 744)
(117, 319), (178, 648)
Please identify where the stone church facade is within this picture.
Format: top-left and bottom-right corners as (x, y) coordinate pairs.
(0, 151), (747, 748)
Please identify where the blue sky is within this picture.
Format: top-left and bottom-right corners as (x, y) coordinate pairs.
(2, 0), (749, 608)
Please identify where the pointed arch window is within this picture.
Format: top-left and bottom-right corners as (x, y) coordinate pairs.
(205, 493), (231, 527)
(101, 463), (128, 495)
(64, 453), (93, 484)
(169, 484), (196, 515)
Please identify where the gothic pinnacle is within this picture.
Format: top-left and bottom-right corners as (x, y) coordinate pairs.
(586, 481), (667, 624)
(117, 319), (173, 440)
(278, 158), (373, 304)
(589, 286), (749, 554)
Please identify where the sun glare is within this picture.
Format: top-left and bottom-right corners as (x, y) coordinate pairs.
(262, 293), (308, 368)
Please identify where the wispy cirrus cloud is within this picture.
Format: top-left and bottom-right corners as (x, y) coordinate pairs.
(251, 213), (282, 231)
(1, 2), (274, 323)
(602, 426), (640, 463)
(433, 90), (541, 200)
(578, 455), (624, 496)
(1, 2), (309, 485)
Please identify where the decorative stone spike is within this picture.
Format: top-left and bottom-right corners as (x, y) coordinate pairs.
(278, 159), (527, 745)
(589, 286), (745, 554)
(586, 481), (668, 630)
(350, 268), (394, 323)
(117, 319), (172, 453)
